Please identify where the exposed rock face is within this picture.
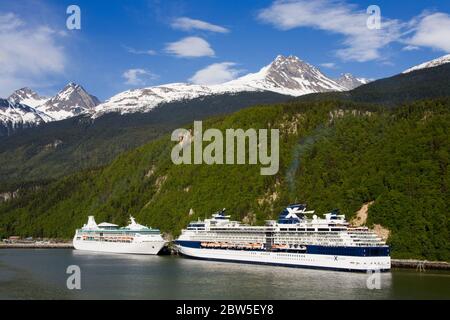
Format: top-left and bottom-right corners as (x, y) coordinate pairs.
(8, 87), (49, 108)
(335, 73), (370, 90)
(37, 83), (101, 120)
(0, 190), (19, 202)
(351, 202), (391, 241)
(93, 55), (349, 117)
(351, 201), (374, 226)
(0, 99), (53, 136)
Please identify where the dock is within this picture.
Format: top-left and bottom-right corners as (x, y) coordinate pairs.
(0, 243), (74, 249)
(391, 259), (450, 271)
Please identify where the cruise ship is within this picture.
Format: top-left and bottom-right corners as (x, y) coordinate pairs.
(73, 216), (166, 255)
(175, 204), (391, 272)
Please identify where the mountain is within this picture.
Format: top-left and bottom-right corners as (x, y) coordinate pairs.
(2, 55), (450, 185)
(0, 91), (290, 185)
(335, 73), (370, 90)
(225, 55), (346, 95)
(8, 88), (49, 108)
(93, 55), (347, 117)
(0, 55), (357, 125)
(403, 54), (450, 74)
(1, 99), (449, 261)
(0, 83), (100, 135)
(0, 99), (53, 136)
(298, 61), (450, 106)
(37, 83), (101, 121)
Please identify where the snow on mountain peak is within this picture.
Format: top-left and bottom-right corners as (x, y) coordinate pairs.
(224, 54), (347, 96)
(0, 98), (53, 130)
(403, 54), (450, 74)
(1, 55), (377, 126)
(335, 73), (370, 90)
(8, 87), (49, 108)
(37, 82), (101, 121)
(93, 55), (348, 117)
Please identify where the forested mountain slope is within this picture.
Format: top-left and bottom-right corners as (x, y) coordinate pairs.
(1, 99), (449, 261)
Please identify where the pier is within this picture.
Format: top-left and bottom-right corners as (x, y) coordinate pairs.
(391, 259), (450, 271)
(0, 243), (74, 249)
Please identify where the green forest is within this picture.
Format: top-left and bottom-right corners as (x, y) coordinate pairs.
(0, 98), (449, 261)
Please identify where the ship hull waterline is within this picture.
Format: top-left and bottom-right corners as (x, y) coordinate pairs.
(176, 245), (391, 272)
(73, 239), (166, 255)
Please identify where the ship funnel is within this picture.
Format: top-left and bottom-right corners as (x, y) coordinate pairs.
(86, 216), (98, 230)
(278, 204), (306, 224)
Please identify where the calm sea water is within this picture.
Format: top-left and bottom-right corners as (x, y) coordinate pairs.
(0, 249), (449, 300)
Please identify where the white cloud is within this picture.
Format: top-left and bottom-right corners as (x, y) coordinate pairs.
(402, 45), (420, 51)
(407, 13), (450, 53)
(124, 46), (157, 56)
(258, 0), (405, 62)
(320, 62), (337, 69)
(165, 36), (215, 58)
(171, 17), (229, 33)
(0, 13), (66, 96)
(123, 69), (158, 86)
(189, 62), (242, 85)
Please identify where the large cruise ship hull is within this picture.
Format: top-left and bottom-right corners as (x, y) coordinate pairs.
(73, 239), (166, 255)
(176, 245), (391, 272)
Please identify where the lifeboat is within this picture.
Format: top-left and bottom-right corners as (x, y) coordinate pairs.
(272, 244), (288, 250)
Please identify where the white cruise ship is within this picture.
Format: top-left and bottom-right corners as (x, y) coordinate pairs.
(73, 216), (166, 255)
(175, 204), (391, 272)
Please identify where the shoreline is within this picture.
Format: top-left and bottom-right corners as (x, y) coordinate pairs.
(1, 243), (449, 271)
(391, 259), (450, 271)
(0, 243), (74, 249)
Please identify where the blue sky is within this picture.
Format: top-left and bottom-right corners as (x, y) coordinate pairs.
(0, 0), (449, 100)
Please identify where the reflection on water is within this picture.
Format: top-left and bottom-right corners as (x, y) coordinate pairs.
(0, 249), (449, 300)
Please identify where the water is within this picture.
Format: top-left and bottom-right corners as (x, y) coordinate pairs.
(0, 249), (449, 300)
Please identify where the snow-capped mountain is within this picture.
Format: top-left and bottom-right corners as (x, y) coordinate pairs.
(0, 55), (369, 128)
(37, 83), (101, 121)
(335, 73), (370, 90)
(227, 55), (347, 95)
(0, 99), (53, 131)
(8, 88), (49, 108)
(403, 54), (450, 74)
(93, 82), (263, 117)
(94, 55), (347, 117)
